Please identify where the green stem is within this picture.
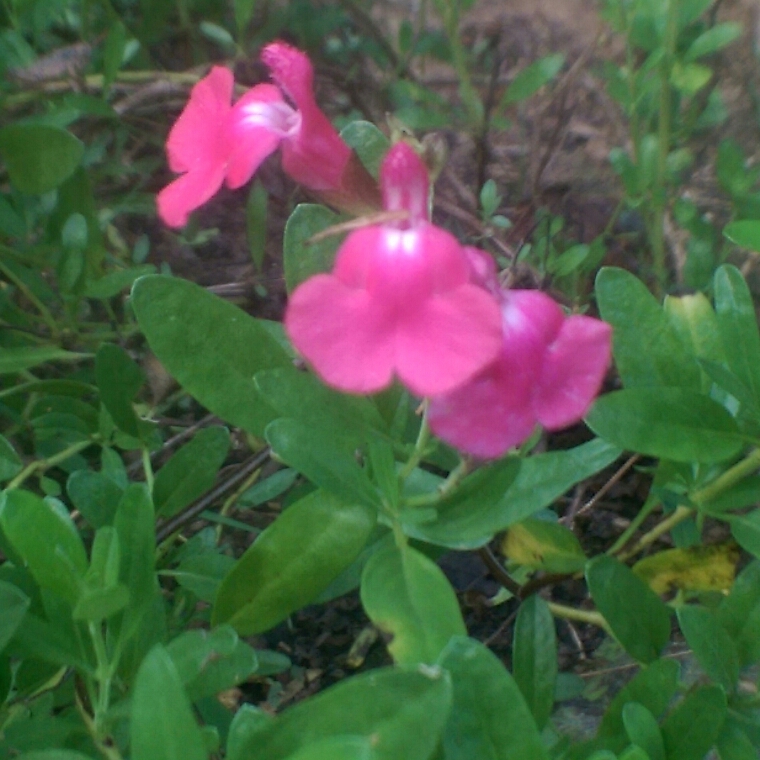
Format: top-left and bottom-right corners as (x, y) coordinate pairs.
(651, 0), (679, 292)
(608, 493), (660, 556)
(692, 447), (760, 505)
(141, 447), (154, 494)
(547, 601), (611, 632)
(404, 458), (469, 508)
(7, 438), (93, 490)
(399, 402), (431, 480)
(619, 504), (693, 561)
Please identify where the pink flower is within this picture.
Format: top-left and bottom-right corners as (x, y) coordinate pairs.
(157, 42), (365, 228)
(284, 143), (503, 396)
(428, 288), (612, 459)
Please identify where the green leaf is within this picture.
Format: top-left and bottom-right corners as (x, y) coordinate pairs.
(265, 417), (379, 506)
(727, 508), (760, 558)
(113, 484), (157, 642)
(586, 556), (671, 663)
(685, 22), (742, 61)
(282, 736), (375, 760)
(103, 19), (128, 91)
(660, 686), (727, 760)
(131, 275), (292, 437)
(233, 0), (258, 36)
(255, 368), (384, 450)
(405, 440), (620, 548)
(716, 720), (758, 760)
(586, 388), (744, 463)
(283, 204), (343, 293)
(670, 61), (712, 95)
(163, 553), (235, 603)
(153, 427), (230, 517)
(513, 595), (557, 730)
(72, 583), (129, 622)
(502, 518), (586, 573)
(724, 220), (760, 253)
(85, 265), (157, 299)
(622, 703), (665, 760)
(718, 561), (760, 666)
(598, 659), (679, 740)
(131, 644), (208, 760)
(677, 605), (739, 690)
(0, 490), (86, 605)
(166, 625), (258, 702)
(595, 267), (700, 389)
(94, 344), (146, 438)
(212, 490), (376, 635)
(14, 752), (99, 760)
(438, 636), (549, 760)
(340, 121), (390, 179)
(360, 543), (466, 664)
(714, 265), (760, 411)
(501, 54), (565, 106)
(66, 469), (123, 528)
(0, 434), (22, 482)
(0, 124), (84, 194)
(0, 580), (30, 652)
(0, 346), (87, 375)
(230, 666), (452, 760)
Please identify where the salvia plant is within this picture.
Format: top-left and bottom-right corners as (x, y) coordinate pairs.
(2, 1), (760, 760)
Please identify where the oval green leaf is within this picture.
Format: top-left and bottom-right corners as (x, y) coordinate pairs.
(360, 543), (466, 664)
(213, 490), (376, 635)
(586, 388), (744, 463)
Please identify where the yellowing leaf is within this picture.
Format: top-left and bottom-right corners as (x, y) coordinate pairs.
(633, 542), (740, 595)
(501, 519), (586, 573)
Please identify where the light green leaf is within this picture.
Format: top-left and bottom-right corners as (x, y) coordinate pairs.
(501, 54), (565, 106)
(0, 346), (88, 375)
(213, 490), (376, 635)
(360, 543), (465, 664)
(586, 388), (744, 463)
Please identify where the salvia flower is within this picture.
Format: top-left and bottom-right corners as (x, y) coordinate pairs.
(428, 282), (612, 459)
(284, 142), (503, 396)
(158, 42), (375, 228)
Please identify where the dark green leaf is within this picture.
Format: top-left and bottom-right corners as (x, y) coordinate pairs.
(0, 580), (30, 652)
(729, 509), (760, 559)
(0, 124), (83, 194)
(660, 686), (726, 760)
(714, 265), (760, 414)
(0, 435), (22, 482)
(595, 267), (700, 389)
(340, 121), (390, 179)
(622, 703), (665, 760)
(283, 204), (343, 293)
(131, 644), (208, 760)
(213, 490), (376, 635)
(265, 417), (379, 506)
(598, 659), (679, 739)
(166, 625), (258, 702)
(718, 561), (760, 666)
(163, 553), (235, 603)
(360, 543), (465, 664)
(438, 636), (549, 760)
(67, 469), (124, 528)
(677, 605), (739, 690)
(586, 388), (744, 463)
(131, 276), (293, 437)
(95, 344), (146, 439)
(153, 427), (230, 517)
(716, 720), (758, 760)
(246, 181), (268, 270)
(0, 346), (87, 375)
(0, 490), (86, 605)
(586, 556), (671, 663)
(501, 54), (565, 105)
(513, 595), (557, 730)
(230, 666), (452, 760)
(84, 265), (156, 299)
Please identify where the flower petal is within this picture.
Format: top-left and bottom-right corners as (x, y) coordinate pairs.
(285, 274), (395, 394)
(165, 66), (233, 175)
(395, 286), (504, 396)
(533, 316), (612, 429)
(428, 351), (539, 459)
(227, 84), (289, 189)
(156, 161), (227, 228)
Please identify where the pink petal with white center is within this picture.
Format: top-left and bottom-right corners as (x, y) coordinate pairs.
(533, 315), (612, 429)
(226, 84), (291, 189)
(156, 159), (227, 229)
(165, 66), (233, 175)
(428, 350), (539, 459)
(285, 274), (396, 394)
